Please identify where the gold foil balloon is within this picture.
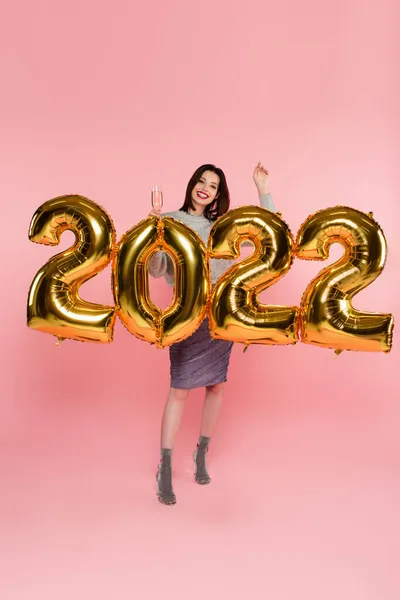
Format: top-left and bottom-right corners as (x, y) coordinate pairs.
(114, 216), (210, 348)
(296, 206), (394, 352)
(208, 206), (299, 346)
(27, 195), (117, 343)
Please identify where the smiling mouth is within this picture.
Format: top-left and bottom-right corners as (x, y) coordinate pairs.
(197, 191), (209, 200)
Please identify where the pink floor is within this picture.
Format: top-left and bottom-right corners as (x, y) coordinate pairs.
(2, 336), (400, 599)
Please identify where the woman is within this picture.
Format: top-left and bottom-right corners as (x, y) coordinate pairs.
(148, 162), (276, 505)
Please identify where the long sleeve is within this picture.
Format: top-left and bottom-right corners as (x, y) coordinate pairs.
(148, 251), (175, 286)
(148, 251), (168, 279)
(259, 192), (277, 212)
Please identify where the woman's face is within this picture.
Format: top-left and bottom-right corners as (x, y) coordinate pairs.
(191, 170), (220, 212)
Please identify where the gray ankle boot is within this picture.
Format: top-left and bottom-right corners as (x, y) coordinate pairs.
(193, 436), (211, 485)
(156, 449), (176, 505)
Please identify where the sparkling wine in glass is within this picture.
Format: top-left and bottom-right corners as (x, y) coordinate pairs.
(151, 185), (163, 213)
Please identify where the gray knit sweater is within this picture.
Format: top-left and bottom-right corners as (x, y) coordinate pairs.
(148, 193), (276, 286)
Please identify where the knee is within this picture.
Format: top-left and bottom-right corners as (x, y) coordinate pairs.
(170, 387), (190, 402)
(206, 383), (224, 396)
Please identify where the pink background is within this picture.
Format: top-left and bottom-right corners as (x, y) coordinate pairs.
(1, 1), (399, 598)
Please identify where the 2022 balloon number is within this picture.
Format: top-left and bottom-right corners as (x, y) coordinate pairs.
(27, 195), (394, 353)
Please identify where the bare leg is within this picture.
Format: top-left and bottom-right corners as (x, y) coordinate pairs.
(157, 387), (189, 505)
(200, 383), (225, 438)
(161, 387), (189, 448)
(194, 383), (225, 485)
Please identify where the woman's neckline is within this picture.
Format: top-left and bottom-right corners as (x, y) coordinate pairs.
(183, 210), (206, 218)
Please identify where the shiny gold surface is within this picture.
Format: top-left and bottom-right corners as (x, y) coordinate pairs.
(27, 195), (116, 343)
(114, 216), (209, 348)
(208, 206), (299, 346)
(296, 206), (394, 352)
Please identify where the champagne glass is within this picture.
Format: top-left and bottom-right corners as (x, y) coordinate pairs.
(151, 185), (163, 214)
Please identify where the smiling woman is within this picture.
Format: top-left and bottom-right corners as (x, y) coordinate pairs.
(180, 164), (230, 219)
(147, 162), (277, 505)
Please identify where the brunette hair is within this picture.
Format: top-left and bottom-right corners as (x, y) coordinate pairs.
(180, 164), (230, 221)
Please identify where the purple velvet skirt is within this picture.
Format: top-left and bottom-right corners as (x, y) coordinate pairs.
(169, 318), (233, 390)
